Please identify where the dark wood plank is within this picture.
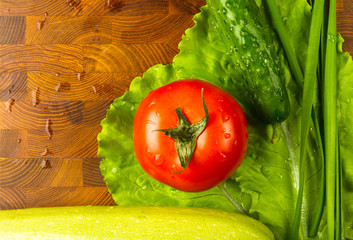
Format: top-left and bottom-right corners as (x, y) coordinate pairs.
(0, 73), (27, 101)
(83, 158), (106, 186)
(337, 14), (353, 53)
(0, 16), (26, 44)
(0, 187), (26, 210)
(169, 0), (205, 14)
(0, 130), (28, 158)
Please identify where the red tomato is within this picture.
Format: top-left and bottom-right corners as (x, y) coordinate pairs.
(133, 79), (248, 192)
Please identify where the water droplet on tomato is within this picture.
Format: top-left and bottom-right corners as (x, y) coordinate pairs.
(146, 120), (154, 124)
(233, 139), (238, 145)
(219, 151), (227, 159)
(148, 102), (156, 108)
(222, 114), (230, 122)
(224, 133), (231, 139)
(147, 148), (152, 153)
(155, 112), (160, 117)
(154, 154), (164, 165)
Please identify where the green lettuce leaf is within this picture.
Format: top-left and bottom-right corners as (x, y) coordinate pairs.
(97, 0), (353, 239)
(337, 38), (353, 238)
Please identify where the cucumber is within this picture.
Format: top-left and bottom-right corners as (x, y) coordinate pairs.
(209, 0), (290, 124)
(0, 206), (274, 239)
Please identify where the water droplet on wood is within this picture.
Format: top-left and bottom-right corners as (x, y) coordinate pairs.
(41, 159), (51, 169)
(92, 85), (97, 94)
(8, 87), (12, 94)
(4, 98), (15, 113)
(55, 82), (71, 92)
(46, 118), (53, 140)
(107, 0), (123, 10)
(37, 20), (45, 30)
(41, 147), (53, 157)
(77, 72), (82, 81)
(32, 86), (40, 107)
(17, 139), (21, 144)
(91, 84), (112, 96)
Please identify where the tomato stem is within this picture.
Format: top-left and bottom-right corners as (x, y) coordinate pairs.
(155, 89), (209, 172)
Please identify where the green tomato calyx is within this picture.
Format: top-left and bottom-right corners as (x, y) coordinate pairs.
(155, 89), (209, 172)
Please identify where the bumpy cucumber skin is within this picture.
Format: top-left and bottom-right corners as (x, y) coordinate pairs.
(209, 0), (290, 124)
(0, 206), (274, 240)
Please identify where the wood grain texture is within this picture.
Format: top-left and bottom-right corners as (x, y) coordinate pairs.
(337, 0), (353, 53)
(112, 14), (194, 43)
(26, 16), (112, 44)
(0, 0), (352, 210)
(0, 0), (169, 16)
(83, 44), (178, 72)
(0, 187), (26, 210)
(0, 158), (82, 187)
(0, 16), (26, 44)
(0, 73), (27, 101)
(26, 72), (131, 101)
(0, 45), (83, 73)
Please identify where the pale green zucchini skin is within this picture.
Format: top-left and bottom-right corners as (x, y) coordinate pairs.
(0, 206), (274, 240)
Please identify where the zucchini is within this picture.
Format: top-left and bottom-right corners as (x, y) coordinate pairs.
(0, 206), (274, 239)
(209, 0), (290, 124)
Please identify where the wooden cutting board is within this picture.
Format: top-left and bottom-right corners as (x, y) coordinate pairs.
(0, 0), (352, 210)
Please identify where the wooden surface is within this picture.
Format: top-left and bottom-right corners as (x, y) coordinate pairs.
(0, 0), (352, 210)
